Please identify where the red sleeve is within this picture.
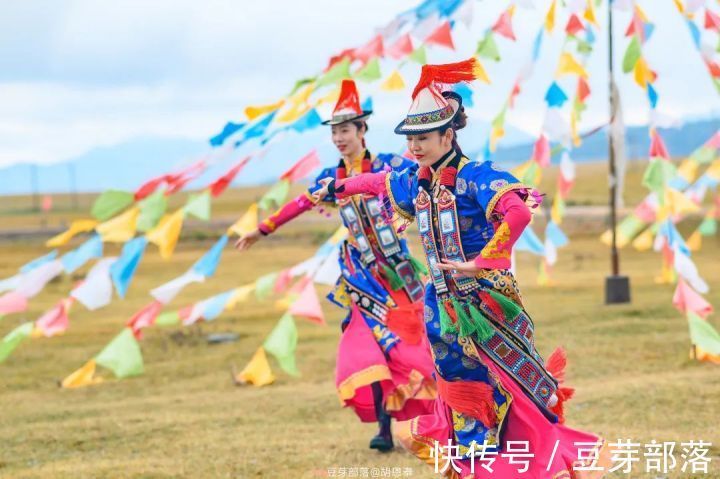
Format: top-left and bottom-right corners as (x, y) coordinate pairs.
(474, 191), (531, 269)
(258, 192), (315, 235)
(334, 172), (389, 198)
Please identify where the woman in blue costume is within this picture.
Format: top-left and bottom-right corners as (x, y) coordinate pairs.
(235, 80), (436, 452)
(312, 60), (611, 478)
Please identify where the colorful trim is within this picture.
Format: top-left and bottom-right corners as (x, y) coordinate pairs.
(404, 104), (455, 127)
(336, 364), (392, 404)
(485, 183), (529, 221)
(385, 369), (437, 412)
(479, 222), (512, 260)
(259, 218), (276, 233)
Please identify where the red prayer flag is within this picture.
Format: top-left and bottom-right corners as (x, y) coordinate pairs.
(280, 150), (321, 183)
(424, 21), (455, 50)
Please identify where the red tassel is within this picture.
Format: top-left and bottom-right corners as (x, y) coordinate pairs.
(439, 167), (457, 188)
(443, 300), (458, 324)
(436, 375), (497, 428)
(546, 347), (567, 382)
(546, 347), (575, 424)
(411, 58), (480, 100)
(478, 291), (505, 322)
(386, 304), (425, 345)
(336, 166), (347, 181)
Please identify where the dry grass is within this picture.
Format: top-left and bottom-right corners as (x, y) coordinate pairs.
(0, 172), (719, 478)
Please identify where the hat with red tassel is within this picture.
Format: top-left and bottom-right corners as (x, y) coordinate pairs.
(322, 79), (372, 126)
(394, 57), (479, 135)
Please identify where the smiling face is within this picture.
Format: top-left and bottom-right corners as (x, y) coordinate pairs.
(331, 122), (365, 159)
(406, 128), (454, 168)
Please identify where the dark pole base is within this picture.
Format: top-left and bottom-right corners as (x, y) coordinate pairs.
(605, 275), (631, 304)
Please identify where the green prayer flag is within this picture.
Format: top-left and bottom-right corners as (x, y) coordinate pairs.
(576, 39), (593, 55)
(258, 180), (290, 211)
(476, 33), (500, 61)
(520, 162), (539, 185)
(622, 37), (641, 73)
(316, 58), (351, 88)
(408, 45), (427, 64)
(688, 312), (720, 355)
(698, 217), (717, 236)
(184, 190), (211, 221)
(263, 313), (299, 376)
(354, 57), (382, 83)
(491, 107), (506, 129)
(136, 190), (168, 232)
(91, 190), (135, 221)
(290, 77), (316, 95)
(642, 159), (677, 193)
(255, 272), (279, 300)
(155, 311), (180, 326)
(618, 215), (646, 240)
(689, 146), (716, 165)
(94, 328), (144, 378)
(0, 322), (33, 363)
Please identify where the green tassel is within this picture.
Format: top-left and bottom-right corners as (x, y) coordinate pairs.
(468, 304), (495, 343)
(487, 289), (523, 320)
(451, 298), (476, 338)
(439, 301), (457, 335)
(382, 264), (405, 291)
(408, 254), (428, 276)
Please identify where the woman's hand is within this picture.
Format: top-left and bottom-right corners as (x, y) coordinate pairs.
(311, 177), (334, 202)
(234, 228), (262, 251)
(436, 259), (482, 278)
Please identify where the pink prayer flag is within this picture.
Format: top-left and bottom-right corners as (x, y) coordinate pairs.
(673, 279), (713, 319)
(557, 174), (574, 198)
(165, 160), (207, 195)
(209, 157), (251, 197)
(353, 35), (384, 64)
(649, 130), (670, 159)
(492, 10), (516, 41)
(178, 304), (194, 323)
(705, 9), (720, 31)
(625, 15), (644, 41)
(633, 200), (656, 223)
(35, 298), (73, 337)
(280, 150), (321, 183)
(127, 300), (164, 339)
(288, 280), (325, 325)
(135, 175), (169, 200)
(706, 59), (720, 79)
(273, 268), (294, 294)
(0, 291), (28, 315)
(706, 132), (720, 149)
(424, 21), (455, 50)
(387, 33), (414, 60)
(41, 195), (53, 212)
(509, 82), (521, 108)
(532, 135), (551, 167)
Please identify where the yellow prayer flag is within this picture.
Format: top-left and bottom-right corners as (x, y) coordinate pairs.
(687, 230), (702, 252)
(277, 103), (310, 123)
(315, 86), (340, 107)
(96, 207), (139, 243)
(234, 347), (275, 387)
(245, 100), (285, 121)
(654, 262), (676, 284)
(380, 70), (405, 92)
(673, 0), (685, 13)
(146, 209), (185, 259)
(665, 187), (699, 216)
(545, 0), (556, 32)
(551, 197), (563, 224)
(229, 203), (259, 237)
(705, 160), (720, 180)
(695, 345), (720, 365)
(556, 53), (588, 79)
(677, 158), (699, 184)
(226, 284), (256, 310)
(635, 4), (650, 23)
(328, 226), (348, 245)
(490, 126), (504, 152)
(633, 57), (653, 88)
(584, 0), (598, 26)
(632, 228), (654, 251)
(61, 359), (104, 388)
(46, 219), (98, 247)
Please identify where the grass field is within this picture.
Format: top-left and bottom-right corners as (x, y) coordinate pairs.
(1, 176), (719, 478)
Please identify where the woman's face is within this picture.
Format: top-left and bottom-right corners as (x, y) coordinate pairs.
(331, 123), (364, 157)
(406, 129), (453, 167)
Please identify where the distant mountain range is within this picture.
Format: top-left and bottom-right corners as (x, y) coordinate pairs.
(0, 118), (716, 195)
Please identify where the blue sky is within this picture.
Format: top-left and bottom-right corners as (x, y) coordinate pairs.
(0, 0), (718, 168)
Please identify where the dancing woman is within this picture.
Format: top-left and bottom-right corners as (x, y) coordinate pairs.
(235, 80), (436, 452)
(312, 60), (610, 477)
